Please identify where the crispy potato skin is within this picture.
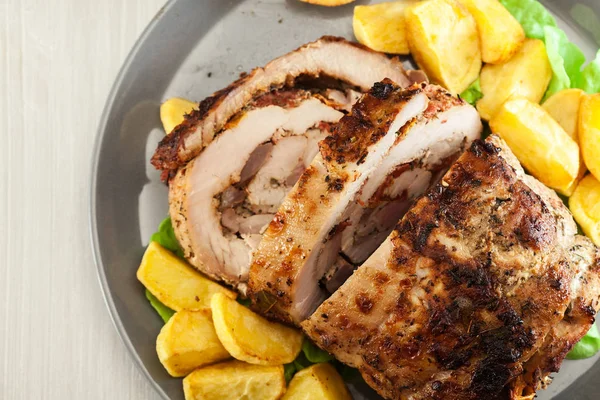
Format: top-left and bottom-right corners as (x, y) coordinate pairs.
(137, 242), (236, 312)
(210, 293), (303, 365)
(353, 1), (419, 54)
(490, 98), (581, 195)
(459, 0), (525, 64)
(570, 174), (600, 246)
(156, 310), (230, 377)
(477, 39), (552, 121)
(160, 97), (197, 134)
(579, 94), (600, 181)
(183, 361), (285, 400)
(405, 0), (481, 93)
(543, 89), (584, 141)
(282, 363), (352, 400)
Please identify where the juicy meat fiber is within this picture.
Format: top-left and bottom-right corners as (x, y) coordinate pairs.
(302, 136), (600, 400)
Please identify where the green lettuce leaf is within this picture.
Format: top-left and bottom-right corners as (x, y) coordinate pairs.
(460, 79), (483, 106)
(334, 361), (363, 383)
(575, 50), (600, 94)
(285, 340), (359, 382)
(302, 339), (335, 363)
(543, 26), (586, 99)
(236, 297), (252, 307)
(150, 216), (184, 258)
(145, 289), (175, 323)
(567, 324), (600, 360)
(284, 363), (297, 383)
(499, 0), (556, 40)
(292, 352), (311, 372)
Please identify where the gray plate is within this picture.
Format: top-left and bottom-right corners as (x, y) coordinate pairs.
(90, 0), (600, 398)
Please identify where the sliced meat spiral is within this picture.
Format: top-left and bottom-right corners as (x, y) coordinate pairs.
(247, 80), (482, 325)
(152, 36), (413, 177)
(167, 38), (419, 291)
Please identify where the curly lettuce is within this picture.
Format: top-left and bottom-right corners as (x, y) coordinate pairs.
(144, 216), (182, 323)
(145, 289), (175, 323)
(150, 216), (184, 258)
(499, 0), (598, 100)
(460, 79), (483, 106)
(575, 50), (600, 94)
(499, 0), (556, 40)
(567, 324), (600, 360)
(543, 26), (586, 99)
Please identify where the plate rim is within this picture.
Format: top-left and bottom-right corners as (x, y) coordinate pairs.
(89, 1), (175, 399)
(88, 1), (600, 399)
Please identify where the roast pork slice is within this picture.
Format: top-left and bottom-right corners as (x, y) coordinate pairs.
(164, 37), (422, 291)
(169, 93), (344, 289)
(302, 136), (600, 400)
(247, 81), (482, 325)
(152, 36), (413, 177)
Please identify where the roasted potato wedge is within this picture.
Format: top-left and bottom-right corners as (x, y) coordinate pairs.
(137, 242), (237, 312)
(211, 292), (303, 365)
(282, 363), (352, 400)
(490, 98), (581, 196)
(579, 93), (600, 181)
(543, 89), (584, 140)
(478, 39), (552, 121)
(353, 1), (419, 54)
(160, 97), (197, 134)
(569, 174), (600, 246)
(459, 0), (525, 64)
(183, 360), (285, 400)
(156, 310), (230, 377)
(299, 0), (355, 6)
(405, 0), (481, 93)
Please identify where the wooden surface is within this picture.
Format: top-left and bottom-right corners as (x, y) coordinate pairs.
(1, 0), (166, 398)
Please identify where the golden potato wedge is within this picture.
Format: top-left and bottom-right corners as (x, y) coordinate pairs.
(543, 89), (584, 141)
(156, 310), (230, 377)
(137, 242), (236, 312)
(579, 94), (600, 181)
(183, 360), (285, 400)
(160, 97), (197, 134)
(299, 0), (354, 6)
(405, 0), (481, 93)
(490, 98), (581, 195)
(211, 292), (302, 365)
(353, 1), (419, 54)
(569, 174), (600, 246)
(478, 39), (552, 121)
(459, 0), (525, 64)
(282, 363), (352, 400)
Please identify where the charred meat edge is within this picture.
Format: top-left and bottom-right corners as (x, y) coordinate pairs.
(151, 36), (412, 178)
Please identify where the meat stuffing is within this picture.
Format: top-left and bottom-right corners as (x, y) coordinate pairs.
(165, 37), (420, 291)
(247, 81), (482, 325)
(302, 136), (600, 400)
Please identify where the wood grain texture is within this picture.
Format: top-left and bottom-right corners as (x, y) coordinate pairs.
(0, 0), (166, 398)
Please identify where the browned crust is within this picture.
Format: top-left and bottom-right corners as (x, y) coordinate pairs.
(153, 72), (256, 175)
(246, 82), (427, 324)
(320, 80), (424, 165)
(509, 243), (600, 398)
(303, 136), (593, 400)
(421, 84), (465, 118)
(151, 36), (410, 179)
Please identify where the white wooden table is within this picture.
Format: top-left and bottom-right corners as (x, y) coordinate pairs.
(1, 0), (166, 398)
